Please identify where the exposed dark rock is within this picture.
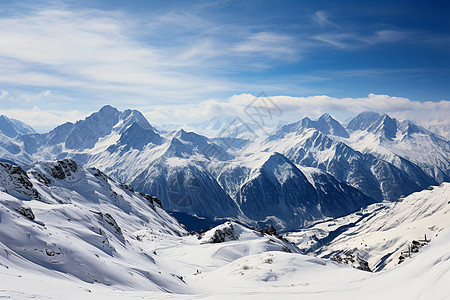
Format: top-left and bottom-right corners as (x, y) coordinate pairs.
(29, 171), (52, 185)
(15, 206), (35, 221)
(139, 192), (162, 209)
(0, 162), (41, 200)
(257, 225), (278, 236)
(90, 167), (109, 181)
(331, 251), (372, 272)
(91, 210), (123, 238)
(201, 222), (238, 244)
(398, 238), (429, 264)
(50, 159), (78, 180)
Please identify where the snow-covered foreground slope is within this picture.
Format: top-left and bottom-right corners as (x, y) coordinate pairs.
(0, 159), (193, 292)
(1, 224), (449, 299)
(286, 182), (450, 272)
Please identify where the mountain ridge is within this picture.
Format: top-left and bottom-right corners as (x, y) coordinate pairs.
(0, 105), (448, 231)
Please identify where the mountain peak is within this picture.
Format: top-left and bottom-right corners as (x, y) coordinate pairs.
(316, 113), (349, 138)
(270, 114), (349, 140)
(319, 113), (331, 120)
(0, 115), (36, 138)
(348, 111), (397, 139)
(121, 109), (153, 131)
(347, 111), (383, 132)
(98, 104), (118, 114)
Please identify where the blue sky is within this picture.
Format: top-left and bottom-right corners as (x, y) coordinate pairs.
(0, 0), (449, 130)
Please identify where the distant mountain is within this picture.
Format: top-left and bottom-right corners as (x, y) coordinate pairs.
(346, 111), (450, 183)
(22, 105), (155, 153)
(0, 115), (36, 138)
(0, 115), (34, 165)
(269, 113), (349, 140)
(129, 156), (242, 220)
(255, 116), (436, 202)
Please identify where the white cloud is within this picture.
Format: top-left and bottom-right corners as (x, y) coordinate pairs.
(313, 29), (408, 49)
(313, 11), (338, 27)
(0, 6), (302, 104)
(39, 90), (51, 97)
(2, 106), (88, 132)
(0, 90), (9, 100)
(234, 32), (299, 61)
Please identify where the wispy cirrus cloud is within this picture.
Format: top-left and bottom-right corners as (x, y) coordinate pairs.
(311, 9), (409, 49)
(0, 5), (304, 107)
(234, 32), (299, 61)
(0, 1), (447, 123)
(313, 29), (408, 49)
(0, 90), (9, 100)
(313, 10), (338, 27)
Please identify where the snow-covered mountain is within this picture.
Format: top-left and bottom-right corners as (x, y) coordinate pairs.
(0, 115), (36, 138)
(1, 168), (449, 299)
(0, 115), (35, 165)
(250, 114), (437, 202)
(0, 107), (448, 232)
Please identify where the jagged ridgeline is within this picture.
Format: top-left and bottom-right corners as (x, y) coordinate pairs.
(0, 107), (449, 231)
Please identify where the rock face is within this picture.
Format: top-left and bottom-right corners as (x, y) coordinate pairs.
(0, 162), (41, 200)
(49, 159), (78, 180)
(199, 222), (238, 244)
(330, 251), (372, 272)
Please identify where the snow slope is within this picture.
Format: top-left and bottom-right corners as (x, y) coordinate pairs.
(0, 159), (191, 293)
(286, 182), (450, 272)
(1, 220), (449, 299)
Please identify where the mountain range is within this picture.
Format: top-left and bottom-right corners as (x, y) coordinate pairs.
(0, 107), (448, 231)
